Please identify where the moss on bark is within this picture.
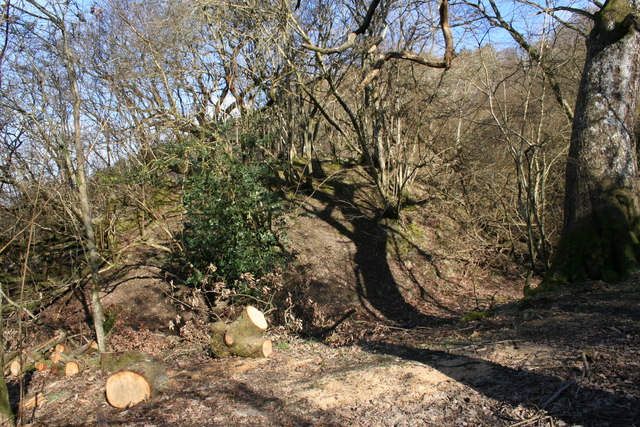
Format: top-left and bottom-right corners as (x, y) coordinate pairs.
(548, 0), (640, 292)
(0, 375), (13, 426)
(542, 188), (640, 292)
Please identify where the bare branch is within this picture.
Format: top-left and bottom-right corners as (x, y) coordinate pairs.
(353, 0), (383, 35)
(467, 0), (575, 122)
(539, 5), (595, 19)
(359, 51), (449, 88)
(359, 0), (454, 87)
(301, 0), (382, 53)
(440, 0), (454, 68)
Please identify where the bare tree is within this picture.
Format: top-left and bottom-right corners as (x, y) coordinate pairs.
(3, 0), (107, 350)
(283, 0), (455, 217)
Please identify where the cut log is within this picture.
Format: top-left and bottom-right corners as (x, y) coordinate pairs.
(21, 392), (45, 409)
(106, 371), (151, 409)
(3, 331), (66, 374)
(49, 362), (66, 376)
(210, 322), (233, 358)
(9, 360), (21, 377)
(210, 305), (271, 358)
(224, 333), (235, 346)
(84, 341), (99, 355)
(8, 352), (44, 376)
(242, 305), (268, 330)
(100, 351), (154, 374)
(230, 338), (272, 358)
(54, 344), (68, 354)
(65, 361), (81, 376)
(35, 362), (49, 372)
(105, 362), (168, 409)
(101, 351), (167, 409)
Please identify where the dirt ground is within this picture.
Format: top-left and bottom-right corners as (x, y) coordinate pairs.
(7, 171), (640, 426)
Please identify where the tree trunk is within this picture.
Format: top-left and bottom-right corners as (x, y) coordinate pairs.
(66, 32), (107, 353)
(549, 0), (640, 283)
(0, 375), (12, 426)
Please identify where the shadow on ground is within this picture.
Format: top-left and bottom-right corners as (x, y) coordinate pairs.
(370, 342), (640, 425)
(302, 176), (448, 326)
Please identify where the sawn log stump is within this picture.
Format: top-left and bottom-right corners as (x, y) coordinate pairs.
(210, 305), (272, 358)
(101, 351), (168, 409)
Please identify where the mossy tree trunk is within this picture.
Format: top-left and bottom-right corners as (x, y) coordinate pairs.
(550, 0), (640, 283)
(0, 374), (13, 426)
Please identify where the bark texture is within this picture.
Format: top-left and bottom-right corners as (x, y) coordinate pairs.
(550, 0), (640, 283)
(210, 306), (272, 358)
(0, 374), (13, 426)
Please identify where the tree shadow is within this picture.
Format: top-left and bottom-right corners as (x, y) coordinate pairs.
(103, 376), (325, 425)
(369, 341), (640, 425)
(303, 177), (444, 326)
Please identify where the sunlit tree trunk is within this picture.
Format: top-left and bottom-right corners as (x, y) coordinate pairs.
(550, 0), (640, 282)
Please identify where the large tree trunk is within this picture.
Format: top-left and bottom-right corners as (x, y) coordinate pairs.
(549, 0), (640, 283)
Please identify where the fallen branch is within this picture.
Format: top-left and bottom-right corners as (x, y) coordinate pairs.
(0, 285), (37, 320)
(541, 380), (575, 410)
(313, 308), (356, 337)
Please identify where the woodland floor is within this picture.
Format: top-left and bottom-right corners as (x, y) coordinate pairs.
(6, 168), (640, 426)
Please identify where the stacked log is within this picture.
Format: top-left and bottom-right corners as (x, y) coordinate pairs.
(5, 336), (99, 378)
(6, 333), (169, 411)
(4, 331), (67, 377)
(210, 306), (272, 358)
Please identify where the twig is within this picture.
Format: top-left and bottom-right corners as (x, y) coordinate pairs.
(509, 414), (545, 426)
(581, 351), (591, 379)
(314, 308), (357, 336)
(541, 380), (574, 410)
(0, 283), (37, 320)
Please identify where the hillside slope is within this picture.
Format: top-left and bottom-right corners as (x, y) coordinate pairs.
(8, 168), (640, 426)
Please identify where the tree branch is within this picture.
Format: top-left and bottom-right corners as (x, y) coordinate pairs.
(359, 0), (454, 87)
(301, 0), (382, 53)
(469, 0), (574, 123)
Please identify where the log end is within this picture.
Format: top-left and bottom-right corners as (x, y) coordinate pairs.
(246, 306), (268, 330)
(262, 339), (273, 358)
(65, 361), (81, 376)
(105, 371), (152, 409)
(9, 360), (21, 377)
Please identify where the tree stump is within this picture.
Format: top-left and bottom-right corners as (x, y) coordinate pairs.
(210, 305), (272, 358)
(101, 351), (167, 409)
(64, 361), (81, 376)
